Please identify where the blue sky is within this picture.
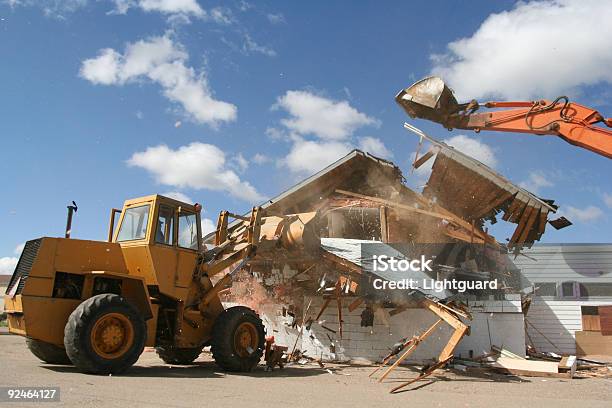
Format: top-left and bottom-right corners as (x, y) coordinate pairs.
(1, 0), (611, 273)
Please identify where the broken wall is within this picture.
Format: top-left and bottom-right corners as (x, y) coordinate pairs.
(255, 295), (525, 364)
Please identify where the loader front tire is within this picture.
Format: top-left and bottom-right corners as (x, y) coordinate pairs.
(26, 337), (71, 365)
(211, 306), (265, 372)
(155, 346), (203, 365)
(64, 294), (146, 375)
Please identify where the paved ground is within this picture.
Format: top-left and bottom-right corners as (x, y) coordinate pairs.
(1, 330), (611, 408)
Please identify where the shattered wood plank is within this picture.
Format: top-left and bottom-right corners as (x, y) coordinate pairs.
(413, 147), (437, 169)
(510, 202), (534, 240)
(380, 206), (389, 243)
(509, 204), (534, 246)
(508, 200), (528, 224)
(517, 206), (540, 245)
(538, 209), (548, 235)
(377, 319), (443, 382)
(473, 191), (515, 220)
(347, 297), (364, 312)
(489, 357), (560, 374)
(502, 197), (523, 222)
(315, 298), (332, 321)
(321, 250), (363, 275)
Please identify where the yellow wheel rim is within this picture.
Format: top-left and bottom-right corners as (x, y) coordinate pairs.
(233, 322), (258, 358)
(90, 313), (134, 359)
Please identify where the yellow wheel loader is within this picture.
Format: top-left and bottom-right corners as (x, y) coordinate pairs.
(4, 194), (320, 375)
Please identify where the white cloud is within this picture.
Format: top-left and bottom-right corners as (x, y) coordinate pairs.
(5, 0), (87, 19)
(267, 13), (285, 24)
(281, 139), (352, 176)
(604, 193), (612, 209)
(243, 34), (276, 57)
(252, 153), (271, 164)
(209, 7), (234, 24)
(265, 127), (287, 141)
(237, 0), (252, 12)
(275, 90), (377, 140)
(201, 217), (216, 236)
(110, 1), (236, 24)
(14, 243), (25, 255)
(0, 257), (18, 275)
(564, 205), (604, 223)
(430, 0), (612, 100)
(108, 0), (131, 14)
(80, 35), (237, 126)
(111, 0), (204, 17)
(444, 135), (497, 168)
(519, 171), (554, 194)
(273, 90), (382, 176)
(80, 48), (122, 85)
(128, 142), (263, 202)
(162, 191), (192, 203)
(232, 153), (249, 172)
(358, 136), (393, 159)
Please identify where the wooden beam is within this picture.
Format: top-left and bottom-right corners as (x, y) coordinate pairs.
(377, 319), (443, 382)
(314, 298), (332, 321)
(413, 147), (436, 169)
(347, 298), (364, 313)
(379, 206), (389, 243)
(335, 189), (490, 241)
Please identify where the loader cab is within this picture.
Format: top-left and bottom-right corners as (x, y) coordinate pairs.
(112, 195), (202, 251)
(110, 195), (203, 294)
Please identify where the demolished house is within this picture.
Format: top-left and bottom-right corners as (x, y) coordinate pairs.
(205, 125), (570, 381)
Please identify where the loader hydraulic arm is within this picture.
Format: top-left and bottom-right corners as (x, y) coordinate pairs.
(396, 76), (612, 159)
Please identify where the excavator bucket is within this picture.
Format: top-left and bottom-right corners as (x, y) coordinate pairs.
(395, 76), (461, 125)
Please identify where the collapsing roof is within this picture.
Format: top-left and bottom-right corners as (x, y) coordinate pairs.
(207, 128), (564, 249)
(404, 123), (568, 249)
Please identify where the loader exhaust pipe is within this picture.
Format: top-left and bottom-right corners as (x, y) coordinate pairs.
(65, 201), (78, 239)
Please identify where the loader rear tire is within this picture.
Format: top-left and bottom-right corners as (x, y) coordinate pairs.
(155, 346), (203, 365)
(26, 337), (71, 365)
(211, 306), (265, 372)
(64, 294), (146, 375)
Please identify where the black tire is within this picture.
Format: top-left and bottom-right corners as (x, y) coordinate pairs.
(211, 306), (265, 372)
(64, 293), (146, 375)
(155, 346), (202, 365)
(26, 337), (71, 365)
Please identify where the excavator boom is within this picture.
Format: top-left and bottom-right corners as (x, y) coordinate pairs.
(396, 76), (612, 159)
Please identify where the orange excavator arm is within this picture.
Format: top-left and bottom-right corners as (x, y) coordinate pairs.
(396, 76), (612, 159)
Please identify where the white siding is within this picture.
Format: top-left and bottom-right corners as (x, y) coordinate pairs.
(512, 244), (612, 354)
(525, 298), (612, 354)
(513, 244), (612, 283)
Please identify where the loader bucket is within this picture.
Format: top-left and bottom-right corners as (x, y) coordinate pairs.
(395, 76), (461, 125)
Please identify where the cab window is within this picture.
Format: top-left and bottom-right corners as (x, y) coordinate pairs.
(117, 204), (150, 241)
(178, 212), (199, 250)
(155, 205), (174, 245)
